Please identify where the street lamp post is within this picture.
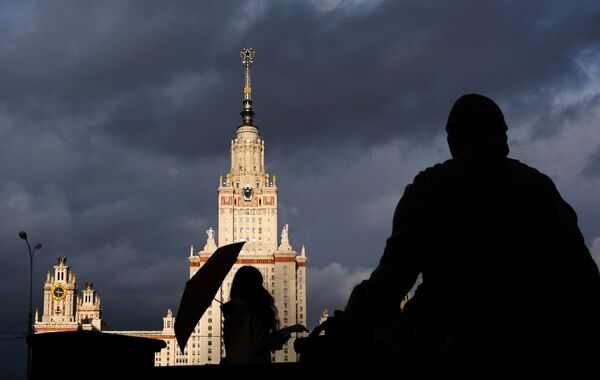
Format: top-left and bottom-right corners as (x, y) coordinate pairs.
(19, 231), (41, 380)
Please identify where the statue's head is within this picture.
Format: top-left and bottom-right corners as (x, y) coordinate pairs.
(446, 94), (509, 159)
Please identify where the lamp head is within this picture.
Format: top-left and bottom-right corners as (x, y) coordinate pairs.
(34, 244), (42, 250)
(19, 231), (28, 240)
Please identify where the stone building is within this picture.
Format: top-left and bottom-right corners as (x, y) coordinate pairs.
(175, 47), (308, 365)
(33, 48), (308, 367)
(34, 256), (104, 333)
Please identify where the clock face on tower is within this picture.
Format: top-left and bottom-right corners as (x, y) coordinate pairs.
(243, 186), (253, 201)
(52, 284), (66, 300)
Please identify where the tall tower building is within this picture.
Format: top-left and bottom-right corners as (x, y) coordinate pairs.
(186, 47), (308, 364)
(59, 48), (309, 367)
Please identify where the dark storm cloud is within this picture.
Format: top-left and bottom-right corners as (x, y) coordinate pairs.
(247, 1), (600, 152)
(583, 143), (600, 179)
(0, 1), (245, 158)
(1, 1), (600, 377)
(2, 1), (598, 160)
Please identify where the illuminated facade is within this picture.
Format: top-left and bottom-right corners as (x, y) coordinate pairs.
(33, 48), (308, 366)
(182, 47), (308, 365)
(34, 256), (104, 333)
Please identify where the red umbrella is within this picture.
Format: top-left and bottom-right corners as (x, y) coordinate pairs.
(174, 241), (245, 352)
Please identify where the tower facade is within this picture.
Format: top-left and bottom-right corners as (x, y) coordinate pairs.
(46, 48), (310, 367)
(35, 256), (78, 332)
(186, 47), (308, 364)
(34, 256), (104, 333)
(76, 282), (103, 330)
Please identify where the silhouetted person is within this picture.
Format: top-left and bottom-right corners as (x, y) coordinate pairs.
(311, 94), (600, 378)
(221, 265), (308, 364)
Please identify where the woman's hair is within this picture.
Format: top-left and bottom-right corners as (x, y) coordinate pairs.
(230, 266), (279, 331)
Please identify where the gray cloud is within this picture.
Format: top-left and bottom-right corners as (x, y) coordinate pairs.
(583, 147), (600, 179)
(307, 262), (372, 325)
(1, 0), (600, 376)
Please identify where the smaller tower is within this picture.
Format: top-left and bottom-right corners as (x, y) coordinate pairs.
(35, 257), (79, 333)
(76, 282), (103, 330)
(163, 309), (175, 332)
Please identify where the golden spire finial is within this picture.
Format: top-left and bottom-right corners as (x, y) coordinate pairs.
(239, 47), (256, 126)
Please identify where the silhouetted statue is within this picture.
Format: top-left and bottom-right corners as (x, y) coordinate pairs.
(300, 94), (600, 378)
(221, 266), (308, 364)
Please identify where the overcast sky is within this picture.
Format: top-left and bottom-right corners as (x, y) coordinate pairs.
(1, 0), (599, 377)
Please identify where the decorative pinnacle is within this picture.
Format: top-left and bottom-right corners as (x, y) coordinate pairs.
(240, 47), (256, 65)
(240, 47), (256, 127)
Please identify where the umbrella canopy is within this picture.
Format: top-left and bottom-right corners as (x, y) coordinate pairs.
(175, 241), (245, 352)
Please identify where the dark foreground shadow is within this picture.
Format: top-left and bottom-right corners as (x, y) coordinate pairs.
(294, 94), (600, 379)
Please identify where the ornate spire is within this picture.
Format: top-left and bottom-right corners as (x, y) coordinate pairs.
(240, 47), (256, 127)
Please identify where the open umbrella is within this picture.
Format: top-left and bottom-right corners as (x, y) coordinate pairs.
(174, 241), (245, 352)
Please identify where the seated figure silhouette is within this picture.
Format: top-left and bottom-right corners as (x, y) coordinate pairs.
(305, 94), (600, 377)
(221, 265), (308, 364)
